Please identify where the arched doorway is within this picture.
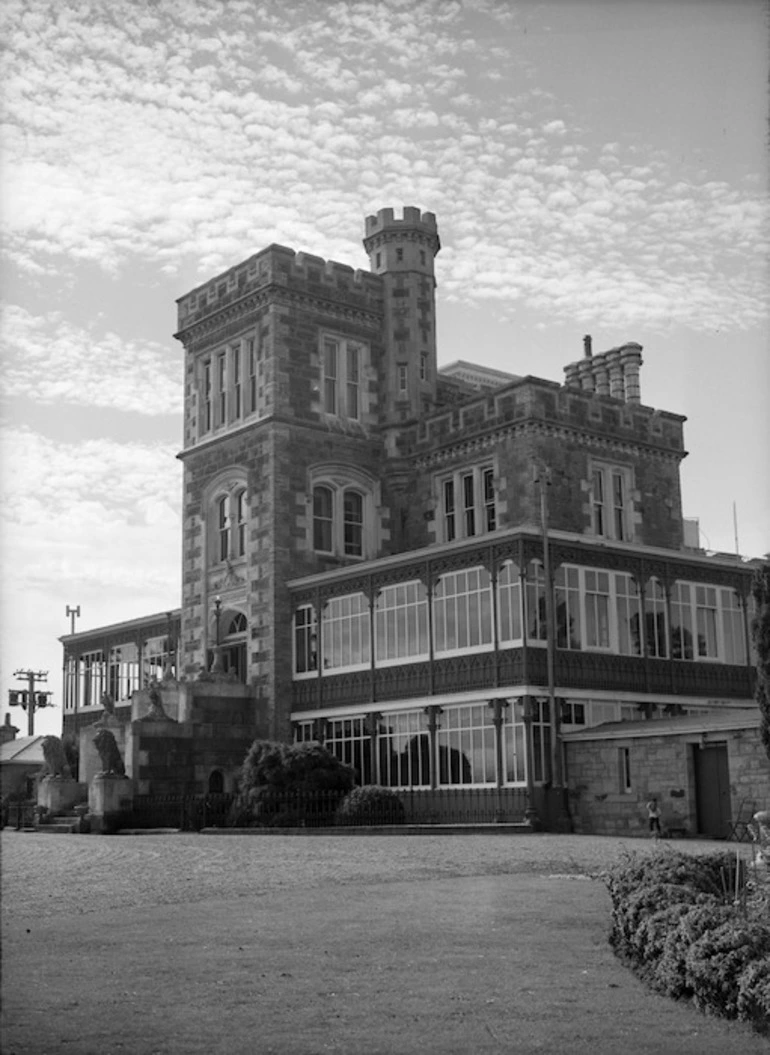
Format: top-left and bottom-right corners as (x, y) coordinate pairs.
(208, 769), (224, 794)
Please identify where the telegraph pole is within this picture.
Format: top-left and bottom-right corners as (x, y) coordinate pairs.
(9, 670), (52, 736)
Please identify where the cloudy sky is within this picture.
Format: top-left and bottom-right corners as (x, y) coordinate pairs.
(1, 0), (768, 737)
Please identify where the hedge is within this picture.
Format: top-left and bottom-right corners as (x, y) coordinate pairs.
(605, 850), (770, 1035)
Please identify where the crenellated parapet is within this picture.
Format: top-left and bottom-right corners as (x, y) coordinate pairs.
(363, 206), (441, 255)
(396, 374), (685, 462)
(176, 245), (384, 335)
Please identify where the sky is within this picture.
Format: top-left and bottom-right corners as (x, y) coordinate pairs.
(1, 0), (768, 738)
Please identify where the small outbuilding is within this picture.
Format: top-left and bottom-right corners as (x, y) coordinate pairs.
(1, 735), (46, 801)
(564, 710), (768, 840)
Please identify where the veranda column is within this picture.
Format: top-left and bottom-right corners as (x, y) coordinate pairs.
(424, 705), (442, 790)
(366, 711), (382, 785)
(522, 696), (539, 827)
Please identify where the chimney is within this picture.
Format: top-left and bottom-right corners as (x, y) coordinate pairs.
(583, 334), (592, 358)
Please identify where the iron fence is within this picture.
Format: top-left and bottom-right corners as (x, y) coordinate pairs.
(123, 785), (532, 831)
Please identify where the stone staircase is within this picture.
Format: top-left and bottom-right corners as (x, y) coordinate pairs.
(35, 813), (83, 834)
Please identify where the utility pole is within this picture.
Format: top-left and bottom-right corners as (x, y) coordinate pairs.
(9, 670), (52, 737)
(533, 465), (563, 789)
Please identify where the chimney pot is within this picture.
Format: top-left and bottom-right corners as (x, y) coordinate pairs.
(583, 335), (592, 358)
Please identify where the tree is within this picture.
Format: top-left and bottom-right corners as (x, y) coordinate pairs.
(751, 562), (770, 761)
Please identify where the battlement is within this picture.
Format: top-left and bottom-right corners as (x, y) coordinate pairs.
(363, 206), (441, 254)
(176, 245), (384, 333)
(397, 372), (685, 459)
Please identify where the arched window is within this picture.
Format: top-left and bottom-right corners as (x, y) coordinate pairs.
(225, 612), (247, 636)
(313, 486), (334, 552)
(210, 485), (248, 565)
(308, 467), (378, 560)
(208, 770), (224, 794)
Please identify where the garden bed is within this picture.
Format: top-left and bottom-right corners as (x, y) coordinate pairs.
(605, 848), (770, 1035)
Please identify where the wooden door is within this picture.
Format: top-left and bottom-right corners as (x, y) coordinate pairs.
(693, 742), (731, 839)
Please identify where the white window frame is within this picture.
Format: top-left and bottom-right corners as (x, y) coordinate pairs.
(308, 466), (378, 561)
(590, 462), (633, 541)
(438, 465), (496, 543)
(320, 334), (366, 421)
(293, 604), (318, 677)
(210, 486), (248, 566)
(670, 580), (746, 664)
(374, 581), (429, 666)
(320, 593), (371, 672)
(497, 561), (523, 646)
(433, 567), (494, 657)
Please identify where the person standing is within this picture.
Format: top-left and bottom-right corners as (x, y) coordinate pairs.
(646, 797), (662, 838)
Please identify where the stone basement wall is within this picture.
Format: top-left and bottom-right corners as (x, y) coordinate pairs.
(565, 727), (769, 838)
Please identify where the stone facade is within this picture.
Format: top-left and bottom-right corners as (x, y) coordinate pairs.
(564, 714), (768, 838)
(58, 206), (762, 828)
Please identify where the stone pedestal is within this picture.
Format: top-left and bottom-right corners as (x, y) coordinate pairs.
(88, 773), (134, 833)
(38, 776), (83, 817)
(80, 717), (126, 784)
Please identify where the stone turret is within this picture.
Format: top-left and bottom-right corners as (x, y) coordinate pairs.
(363, 207), (441, 425)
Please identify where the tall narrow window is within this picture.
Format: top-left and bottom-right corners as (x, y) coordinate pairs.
(720, 589), (746, 665)
(420, 354), (427, 381)
(343, 490), (363, 557)
(443, 480), (456, 541)
(525, 561), (547, 642)
(234, 489), (246, 557)
(612, 471), (625, 540)
(313, 486), (333, 553)
(645, 578), (668, 658)
(323, 340), (338, 414)
(616, 573), (641, 655)
(619, 747), (632, 793)
(232, 347), (242, 419)
(248, 338), (257, 412)
(584, 570), (611, 648)
(203, 360), (212, 433)
(217, 496), (229, 561)
(483, 468), (496, 531)
(294, 605), (317, 674)
(671, 582), (694, 659)
(555, 566), (581, 649)
(695, 585), (718, 658)
(217, 352), (227, 424)
(346, 344), (359, 420)
(462, 473), (476, 536)
(397, 364), (408, 394)
(592, 468), (605, 536)
(497, 561), (522, 645)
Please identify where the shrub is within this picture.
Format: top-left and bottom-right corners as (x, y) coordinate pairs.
(685, 917), (770, 1018)
(738, 958), (770, 1034)
(336, 786), (406, 826)
(234, 739), (355, 827)
(605, 851), (770, 1035)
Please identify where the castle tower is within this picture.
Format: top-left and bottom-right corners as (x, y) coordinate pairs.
(363, 207), (441, 423)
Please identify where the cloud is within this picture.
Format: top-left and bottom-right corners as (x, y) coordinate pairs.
(0, 427), (182, 596)
(1, 0), (767, 336)
(1, 305), (182, 415)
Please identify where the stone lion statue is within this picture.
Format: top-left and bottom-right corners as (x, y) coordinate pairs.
(100, 692), (115, 716)
(40, 736), (71, 778)
(93, 729), (125, 776)
(143, 686), (170, 721)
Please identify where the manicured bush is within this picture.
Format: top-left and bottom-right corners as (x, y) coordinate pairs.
(605, 850), (770, 1035)
(234, 740), (355, 827)
(336, 785), (406, 826)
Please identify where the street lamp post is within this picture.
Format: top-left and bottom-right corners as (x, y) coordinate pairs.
(210, 596), (224, 674)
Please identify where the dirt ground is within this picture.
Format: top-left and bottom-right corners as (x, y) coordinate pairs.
(1, 831), (765, 1054)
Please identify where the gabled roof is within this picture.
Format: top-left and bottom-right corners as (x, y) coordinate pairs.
(0, 735), (46, 765)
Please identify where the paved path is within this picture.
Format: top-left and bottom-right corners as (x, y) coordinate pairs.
(1, 831), (764, 1054)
